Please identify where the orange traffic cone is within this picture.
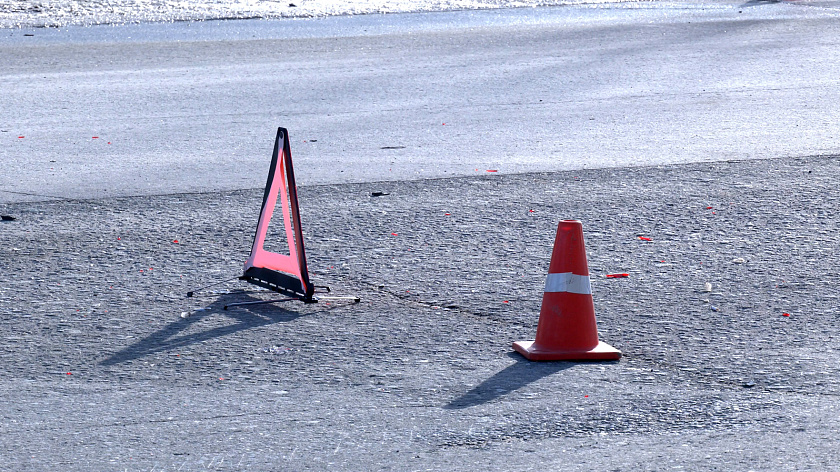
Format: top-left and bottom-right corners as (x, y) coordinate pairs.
(513, 220), (621, 361)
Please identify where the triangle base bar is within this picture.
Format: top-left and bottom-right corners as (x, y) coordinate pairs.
(240, 266), (312, 301)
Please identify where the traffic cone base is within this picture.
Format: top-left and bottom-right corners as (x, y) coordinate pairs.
(512, 340), (621, 361)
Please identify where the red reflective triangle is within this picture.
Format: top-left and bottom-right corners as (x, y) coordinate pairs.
(243, 128), (312, 299)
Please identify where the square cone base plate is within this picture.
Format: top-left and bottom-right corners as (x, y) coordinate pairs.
(512, 340), (621, 361)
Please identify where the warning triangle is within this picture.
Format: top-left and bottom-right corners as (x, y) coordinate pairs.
(241, 127), (314, 301)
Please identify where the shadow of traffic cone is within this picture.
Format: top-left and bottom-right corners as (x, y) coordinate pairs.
(513, 220), (621, 361)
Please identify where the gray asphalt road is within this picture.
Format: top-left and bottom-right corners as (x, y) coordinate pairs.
(3, 0), (840, 203)
(2, 154), (840, 470)
(3, 2), (840, 470)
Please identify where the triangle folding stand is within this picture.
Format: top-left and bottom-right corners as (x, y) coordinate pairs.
(223, 127), (359, 310)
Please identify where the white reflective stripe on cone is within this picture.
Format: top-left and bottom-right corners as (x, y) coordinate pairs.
(544, 272), (591, 295)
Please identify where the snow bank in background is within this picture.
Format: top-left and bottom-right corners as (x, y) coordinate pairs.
(0, 0), (649, 28)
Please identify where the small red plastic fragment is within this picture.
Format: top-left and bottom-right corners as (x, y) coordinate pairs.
(444, 213), (450, 216)
(706, 206), (713, 209)
(172, 239), (179, 243)
(529, 209), (535, 213)
(18, 136), (24, 139)
(66, 372), (72, 375)
(92, 136), (99, 139)
(503, 300), (509, 304)
(638, 236), (651, 241)
(606, 273), (629, 278)
(486, 169), (498, 172)
(391, 233), (398, 236)
(783, 312), (791, 317)
(584, 395), (589, 398)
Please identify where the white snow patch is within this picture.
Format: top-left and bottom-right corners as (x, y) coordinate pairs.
(0, 0), (652, 28)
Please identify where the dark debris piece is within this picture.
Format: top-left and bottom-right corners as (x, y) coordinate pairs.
(1, 215), (17, 221)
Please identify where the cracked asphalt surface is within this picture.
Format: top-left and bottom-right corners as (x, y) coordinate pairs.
(2, 154), (840, 470)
